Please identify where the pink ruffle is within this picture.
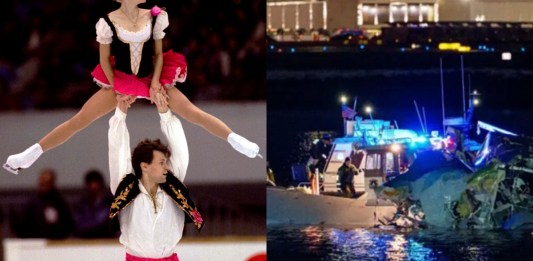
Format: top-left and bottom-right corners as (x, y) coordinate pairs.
(91, 50), (187, 98)
(161, 50), (187, 86)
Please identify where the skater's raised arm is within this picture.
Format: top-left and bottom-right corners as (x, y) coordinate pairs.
(154, 93), (189, 182)
(108, 95), (136, 194)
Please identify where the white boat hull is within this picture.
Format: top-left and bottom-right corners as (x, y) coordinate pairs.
(267, 187), (397, 227)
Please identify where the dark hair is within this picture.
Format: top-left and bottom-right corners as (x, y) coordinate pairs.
(345, 157), (351, 162)
(84, 169), (104, 185)
(39, 168), (57, 181)
(131, 139), (171, 179)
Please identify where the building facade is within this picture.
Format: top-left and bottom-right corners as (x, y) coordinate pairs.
(267, 0), (533, 31)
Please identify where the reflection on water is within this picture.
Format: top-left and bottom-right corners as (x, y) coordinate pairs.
(267, 225), (533, 260)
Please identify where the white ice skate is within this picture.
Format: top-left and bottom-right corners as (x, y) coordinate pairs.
(227, 133), (262, 159)
(3, 162), (20, 175)
(3, 143), (43, 175)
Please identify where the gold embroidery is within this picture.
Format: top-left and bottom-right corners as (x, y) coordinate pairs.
(109, 183), (134, 218)
(168, 184), (202, 229)
(149, 192), (159, 214)
(169, 184), (191, 210)
(109, 198), (136, 219)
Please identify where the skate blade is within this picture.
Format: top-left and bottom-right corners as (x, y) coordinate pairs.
(3, 163), (20, 175)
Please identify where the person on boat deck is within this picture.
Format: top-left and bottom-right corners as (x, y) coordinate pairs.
(108, 93), (203, 260)
(307, 133), (333, 193)
(337, 157), (358, 198)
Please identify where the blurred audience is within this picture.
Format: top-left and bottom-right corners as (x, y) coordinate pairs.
(73, 169), (114, 238)
(10, 168), (73, 239)
(0, 0), (265, 111)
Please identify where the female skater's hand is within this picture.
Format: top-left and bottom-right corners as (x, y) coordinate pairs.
(117, 94), (136, 113)
(150, 82), (169, 105)
(149, 85), (159, 104)
(150, 82), (162, 91)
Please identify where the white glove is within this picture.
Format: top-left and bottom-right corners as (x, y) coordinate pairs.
(227, 133), (260, 158)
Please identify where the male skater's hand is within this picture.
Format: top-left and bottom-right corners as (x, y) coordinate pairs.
(154, 92), (169, 113)
(117, 94), (136, 113)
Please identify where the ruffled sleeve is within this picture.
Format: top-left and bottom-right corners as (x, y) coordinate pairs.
(153, 11), (169, 40)
(108, 107), (132, 194)
(159, 110), (189, 182)
(96, 18), (113, 44)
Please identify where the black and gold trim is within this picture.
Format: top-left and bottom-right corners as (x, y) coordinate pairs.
(109, 174), (139, 219)
(161, 174), (204, 231)
(110, 172), (204, 233)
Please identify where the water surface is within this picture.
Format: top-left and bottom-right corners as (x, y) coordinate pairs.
(267, 225), (533, 260)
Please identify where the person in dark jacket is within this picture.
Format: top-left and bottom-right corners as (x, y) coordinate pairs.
(11, 168), (73, 238)
(337, 157), (358, 198)
(307, 133), (333, 193)
(73, 169), (114, 238)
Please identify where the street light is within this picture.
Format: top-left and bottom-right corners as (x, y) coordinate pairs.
(470, 90), (481, 106)
(341, 95), (347, 104)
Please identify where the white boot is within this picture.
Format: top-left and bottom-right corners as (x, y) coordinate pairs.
(227, 133), (260, 158)
(3, 143), (43, 175)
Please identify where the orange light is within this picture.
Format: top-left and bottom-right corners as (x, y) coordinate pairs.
(390, 143), (401, 153)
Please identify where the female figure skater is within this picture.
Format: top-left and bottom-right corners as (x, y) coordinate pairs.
(4, 0), (259, 174)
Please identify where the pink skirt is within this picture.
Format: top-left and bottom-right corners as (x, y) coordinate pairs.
(91, 50), (187, 99)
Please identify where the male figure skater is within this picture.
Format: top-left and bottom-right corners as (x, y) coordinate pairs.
(109, 94), (202, 260)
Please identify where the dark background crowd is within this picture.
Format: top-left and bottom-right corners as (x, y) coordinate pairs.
(9, 169), (114, 239)
(1, 166), (265, 240)
(0, 0), (266, 111)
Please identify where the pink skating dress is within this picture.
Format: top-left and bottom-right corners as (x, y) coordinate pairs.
(91, 9), (186, 98)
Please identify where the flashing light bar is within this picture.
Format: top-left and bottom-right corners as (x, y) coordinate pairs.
(413, 136), (428, 143)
